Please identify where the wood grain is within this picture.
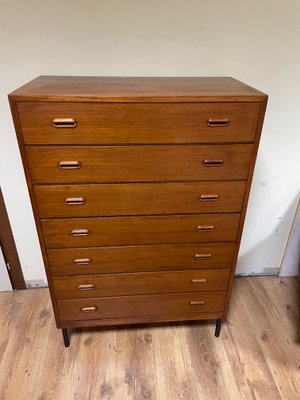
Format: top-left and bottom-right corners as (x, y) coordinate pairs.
(34, 181), (246, 218)
(26, 144), (254, 183)
(0, 188), (25, 289)
(0, 277), (298, 400)
(8, 76), (267, 340)
(223, 98), (268, 317)
(47, 242), (236, 275)
(42, 213), (240, 249)
(19, 101), (260, 144)
(224, 277), (299, 400)
(57, 291), (227, 322)
(52, 269), (231, 299)
(8, 96), (62, 328)
(9, 76), (267, 102)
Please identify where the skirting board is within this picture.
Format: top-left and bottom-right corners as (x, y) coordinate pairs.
(26, 279), (48, 289)
(235, 267), (280, 276)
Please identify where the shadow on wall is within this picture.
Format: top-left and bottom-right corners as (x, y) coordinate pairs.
(236, 192), (300, 276)
(280, 197), (300, 277)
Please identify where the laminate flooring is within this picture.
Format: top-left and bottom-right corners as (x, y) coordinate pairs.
(0, 276), (299, 400)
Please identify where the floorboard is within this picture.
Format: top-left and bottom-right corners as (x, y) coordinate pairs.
(0, 277), (299, 400)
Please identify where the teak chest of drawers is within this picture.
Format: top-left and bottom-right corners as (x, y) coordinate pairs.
(9, 76), (267, 347)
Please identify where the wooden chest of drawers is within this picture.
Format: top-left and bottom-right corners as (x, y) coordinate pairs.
(9, 76), (267, 347)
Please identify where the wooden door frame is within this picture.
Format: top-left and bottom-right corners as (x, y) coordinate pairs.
(0, 187), (26, 289)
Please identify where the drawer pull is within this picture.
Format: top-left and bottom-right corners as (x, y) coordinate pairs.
(73, 258), (92, 265)
(70, 229), (90, 237)
(78, 284), (95, 291)
(190, 300), (206, 306)
(203, 159), (224, 167)
(196, 225), (215, 232)
(199, 194), (219, 202)
(59, 161), (81, 170)
(65, 197), (86, 205)
(52, 118), (77, 128)
(194, 253), (212, 259)
(80, 306), (97, 312)
(207, 118), (230, 127)
(191, 278), (208, 284)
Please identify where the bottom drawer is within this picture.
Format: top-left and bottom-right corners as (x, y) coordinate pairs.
(57, 291), (227, 322)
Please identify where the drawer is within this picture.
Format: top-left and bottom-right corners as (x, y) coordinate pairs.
(47, 243), (236, 275)
(42, 213), (240, 248)
(18, 102), (260, 145)
(27, 144), (253, 184)
(57, 291), (227, 321)
(35, 181), (246, 218)
(53, 269), (230, 299)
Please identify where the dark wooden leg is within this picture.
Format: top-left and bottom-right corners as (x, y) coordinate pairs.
(215, 319), (222, 337)
(62, 328), (70, 347)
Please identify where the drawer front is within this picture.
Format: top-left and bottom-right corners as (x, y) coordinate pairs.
(47, 243), (236, 275)
(53, 269), (231, 299)
(18, 102), (260, 145)
(27, 144), (253, 184)
(42, 214), (240, 248)
(35, 181), (246, 218)
(57, 291), (227, 321)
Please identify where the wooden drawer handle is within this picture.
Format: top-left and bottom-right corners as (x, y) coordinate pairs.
(80, 306), (97, 312)
(73, 258), (92, 265)
(59, 161), (81, 170)
(194, 253), (212, 260)
(65, 197), (86, 205)
(199, 194), (219, 202)
(52, 118), (77, 128)
(202, 159), (224, 167)
(196, 225), (215, 232)
(190, 300), (206, 306)
(78, 284), (95, 291)
(70, 229), (90, 237)
(207, 118), (230, 127)
(191, 278), (208, 284)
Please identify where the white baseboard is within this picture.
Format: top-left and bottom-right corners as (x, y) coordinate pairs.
(25, 279), (48, 288)
(235, 267), (280, 276)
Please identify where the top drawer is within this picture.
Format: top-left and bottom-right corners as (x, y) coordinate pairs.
(17, 102), (260, 145)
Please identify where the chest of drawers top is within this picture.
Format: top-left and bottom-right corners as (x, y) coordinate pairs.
(9, 76), (266, 102)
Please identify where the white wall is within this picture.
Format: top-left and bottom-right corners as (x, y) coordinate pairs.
(0, 0), (299, 282)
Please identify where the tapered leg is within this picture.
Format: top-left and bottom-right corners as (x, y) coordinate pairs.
(62, 328), (70, 347)
(215, 319), (222, 337)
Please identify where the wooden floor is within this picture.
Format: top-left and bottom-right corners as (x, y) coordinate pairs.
(0, 277), (299, 400)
